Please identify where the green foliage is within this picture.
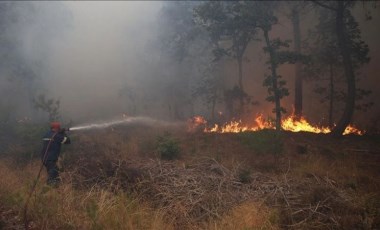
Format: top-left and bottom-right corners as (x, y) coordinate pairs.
(156, 133), (181, 160)
(32, 94), (60, 122)
(263, 74), (289, 106)
(248, 2), (291, 128)
(238, 130), (283, 155)
(195, 1), (258, 53)
(262, 39), (295, 110)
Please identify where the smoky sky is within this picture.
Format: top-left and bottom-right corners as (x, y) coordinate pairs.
(41, 1), (163, 121)
(2, 1), (380, 127)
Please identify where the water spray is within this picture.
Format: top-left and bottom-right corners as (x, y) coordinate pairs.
(68, 116), (184, 131)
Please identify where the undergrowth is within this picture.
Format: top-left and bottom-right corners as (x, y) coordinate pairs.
(0, 126), (379, 229)
(156, 132), (181, 160)
(238, 129), (284, 155)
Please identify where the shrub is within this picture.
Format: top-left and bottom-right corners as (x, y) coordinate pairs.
(156, 133), (180, 160)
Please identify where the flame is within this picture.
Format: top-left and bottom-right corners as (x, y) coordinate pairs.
(193, 116), (207, 125)
(205, 114), (270, 133)
(343, 124), (364, 136)
(189, 114), (364, 135)
(281, 116), (364, 135)
(187, 116), (207, 132)
(281, 116), (330, 134)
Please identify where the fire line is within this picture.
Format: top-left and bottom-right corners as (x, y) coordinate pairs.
(188, 114), (364, 135)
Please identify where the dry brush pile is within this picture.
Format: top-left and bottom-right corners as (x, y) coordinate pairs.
(62, 130), (379, 229)
(135, 158), (265, 227)
(69, 153), (374, 229)
(135, 158), (377, 229)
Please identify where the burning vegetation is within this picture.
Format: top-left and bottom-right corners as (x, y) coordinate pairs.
(188, 114), (365, 135)
(0, 1), (380, 230)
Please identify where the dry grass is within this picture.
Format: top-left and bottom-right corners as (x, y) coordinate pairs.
(290, 150), (380, 192)
(0, 160), (32, 229)
(205, 201), (278, 230)
(0, 127), (379, 229)
(26, 183), (171, 230)
(0, 160), (24, 195)
(274, 136), (380, 229)
(0, 159), (172, 229)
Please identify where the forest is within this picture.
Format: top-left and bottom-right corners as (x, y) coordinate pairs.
(0, 1), (379, 229)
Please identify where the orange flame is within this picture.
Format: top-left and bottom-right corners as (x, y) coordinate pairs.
(189, 114), (364, 135)
(187, 116), (207, 132)
(205, 114), (271, 133)
(343, 124), (364, 136)
(281, 116), (330, 134)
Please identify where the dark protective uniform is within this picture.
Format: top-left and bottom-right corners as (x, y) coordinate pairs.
(41, 130), (71, 186)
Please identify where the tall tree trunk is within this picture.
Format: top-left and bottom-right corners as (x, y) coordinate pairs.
(331, 2), (356, 136)
(328, 63), (334, 128)
(263, 29), (282, 131)
(291, 7), (303, 119)
(237, 57), (244, 116)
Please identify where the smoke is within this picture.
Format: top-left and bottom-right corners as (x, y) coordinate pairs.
(0, 2), (71, 121)
(0, 2), (170, 123)
(0, 2), (379, 128)
(41, 2), (164, 121)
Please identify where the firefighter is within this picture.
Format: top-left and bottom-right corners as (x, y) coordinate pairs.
(41, 122), (71, 186)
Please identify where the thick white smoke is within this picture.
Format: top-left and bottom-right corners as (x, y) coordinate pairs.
(43, 2), (163, 121)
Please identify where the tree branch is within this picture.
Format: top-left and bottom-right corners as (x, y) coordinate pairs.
(311, 1), (337, 11)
